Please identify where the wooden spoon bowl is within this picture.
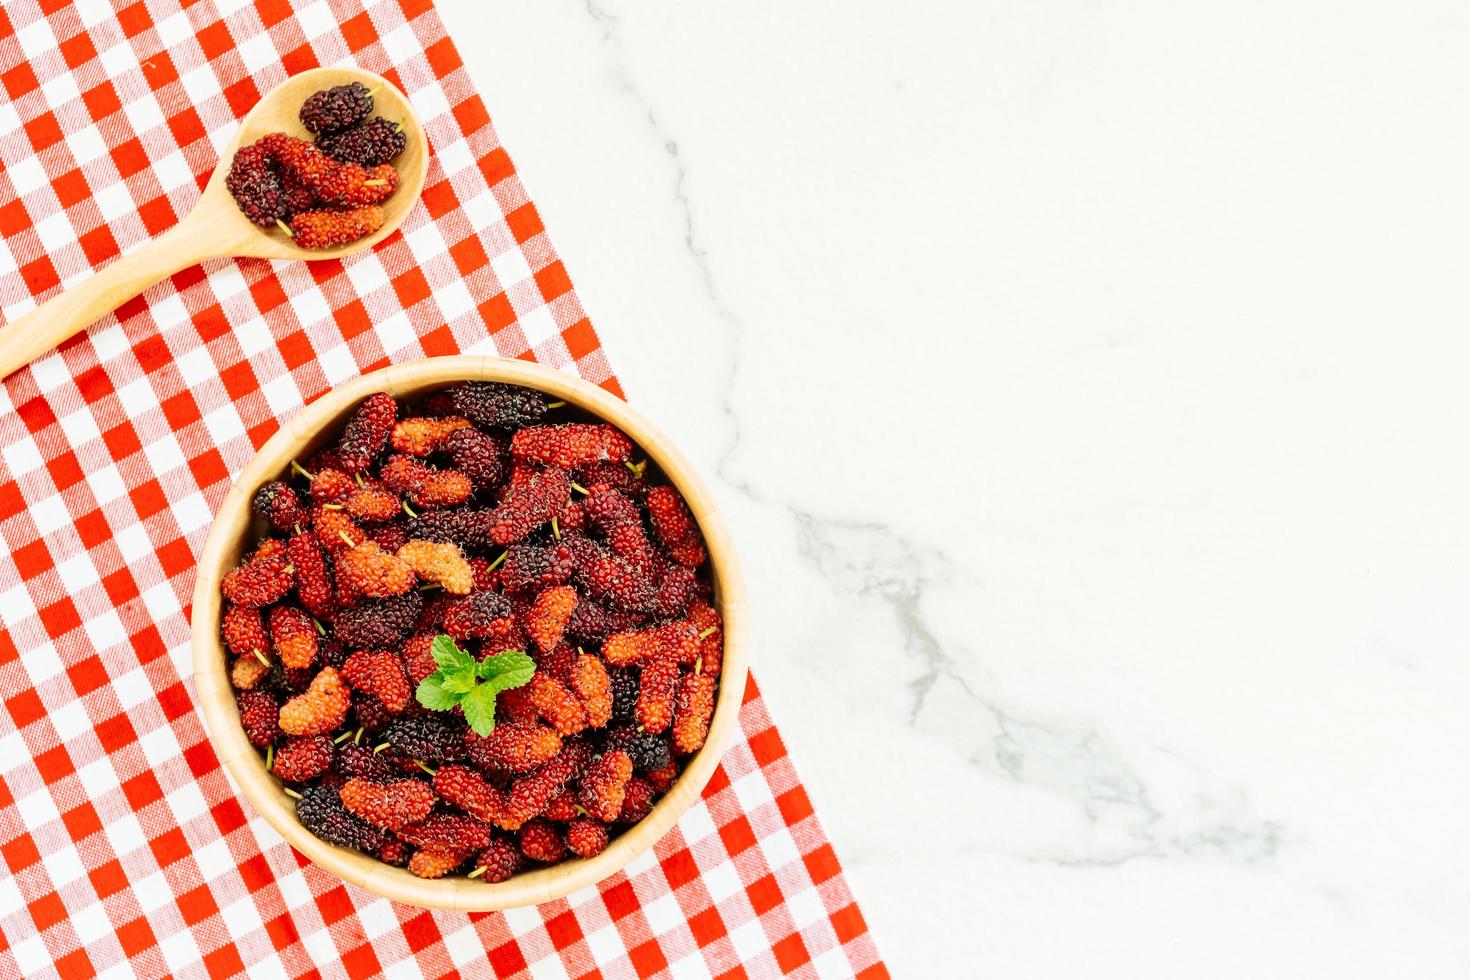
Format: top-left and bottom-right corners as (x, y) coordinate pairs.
(189, 356), (749, 911)
(0, 66), (426, 379)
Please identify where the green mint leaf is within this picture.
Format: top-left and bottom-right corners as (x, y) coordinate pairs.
(440, 664), (477, 695)
(460, 682), (499, 736)
(477, 650), (535, 691)
(431, 634), (473, 672)
(415, 672), (460, 711)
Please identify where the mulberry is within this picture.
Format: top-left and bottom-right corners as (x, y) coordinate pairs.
(511, 424), (633, 469)
(371, 522), (410, 553)
(433, 765), (508, 823)
(318, 117), (406, 167)
(501, 742), (592, 830)
(378, 838), (410, 867)
(339, 777), (435, 831)
(252, 480), (307, 531)
(617, 777), (656, 824)
(568, 653), (612, 729)
(646, 486), (707, 568)
(652, 563), (697, 620)
(635, 652), (679, 734)
(464, 723), (561, 774)
(500, 543), (576, 595)
(345, 478), (401, 523)
(542, 790), (580, 822)
(408, 848), (465, 879)
(473, 838), (521, 883)
(390, 416), (471, 456)
(231, 654), (270, 691)
(399, 814), (492, 856)
(291, 205), (387, 248)
(565, 818), (609, 859)
(396, 540), (473, 595)
(267, 605), (316, 669)
(443, 427), (510, 491)
(336, 541), (415, 598)
(259, 133), (397, 207)
(313, 505), (365, 556)
(518, 819), (566, 863)
(273, 734), (335, 782)
(381, 454), (472, 509)
(225, 144), (284, 226)
(222, 603), (269, 659)
(296, 784), (386, 852)
(523, 585), (576, 653)
(567, 599), (644, 645)
(385, 714), (468, 763)
(310, 468), (356, 504)
(442, 590), (515, 642)
(237, 689), (280, 747)
(672, 673), (717, 755)
(278, 667), (350, 736)
(602, 620), (697, 668)
(646, 760), (679, 793)
(448, 381), (547, 431)
(401, 633), (438, 684)
(299, 82), (372, 134)
(577, 750), (633, 823)
(342, 650), (412, 713)
(222, 539), (294, 607)
(608, 725), (672, 773)
(281, 170), (317, 217)
(584, 484), (655, 570)
(488, 466), (570, 544)
(525, 673), (588, 736)
(335, 741), (394, 781)
(569, 538), (653, 613)
(609, 669), (638, 724)
(406, 508), (496, 551)
(288, 531), (337, 620)
(338, 392), (397, 473)
(686, 599), (724, 678)
(331, 592), (421, 648)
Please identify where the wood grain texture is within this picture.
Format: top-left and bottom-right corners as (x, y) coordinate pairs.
(189, 356), (748, 911)
(0, 66), (427, 381)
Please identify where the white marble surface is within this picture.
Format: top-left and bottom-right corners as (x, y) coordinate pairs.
(439, 2), (1470, 975)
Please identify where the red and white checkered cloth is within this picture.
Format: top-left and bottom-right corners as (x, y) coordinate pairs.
(0, 1), (886, 977)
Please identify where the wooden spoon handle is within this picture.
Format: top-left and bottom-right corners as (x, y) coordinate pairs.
(0, 219), (222, 381)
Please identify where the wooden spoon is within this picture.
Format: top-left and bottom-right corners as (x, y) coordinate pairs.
(0, 66), (427, 381)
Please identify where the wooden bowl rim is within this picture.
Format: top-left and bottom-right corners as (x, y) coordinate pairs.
(189, 356), (748, 911)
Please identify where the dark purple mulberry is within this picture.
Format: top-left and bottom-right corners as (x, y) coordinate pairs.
(443, 428), (510, 492)
(407, 508), (496, 551)
(252, 480), (307, 531)
(607, 724), (673, 773)
(296, 784), (387, 852)
(331, 592), (422, 649)
(225, 144), (284, 227)
(300, 82), (373, 135)
(609, 668), (639, 724)
(448, 382), (547, 431)
(385, 714), (469, 763)
(317, 117), (406, 166)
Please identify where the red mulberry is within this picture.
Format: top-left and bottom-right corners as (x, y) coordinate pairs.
(602, 620), (697, 668)
(222, 539), (294, 607)
(252, 480), (307, 531)
(399, 814), (492, 856)
(270, 605), (318, 669)
(518, 819), (566, 863)
(335, 742), (394, 781)
(617, 777), (656, 824)
(565, 818), (609, 859)
(473, 838), (521, 882)
(525, 673), (587, 736)
(342, 650), (412, 713)
(635, 651), (680, 734)
(568, 653), (612, 729)
(672, 673), (716, 755)
(237, 689), (279, 747)
(647, 486), (707, 568)
(260, 133), (397, 207)
(288, 531), (337, 620)
(464, 723), (562, 774)
(339, 777), (435, 831)
(396, 540), (473, 595)
(273, 735), (335, 782)
(584, 483), (655, 570)
(542, 790), (580, 822)
(310, 468), (356, 504)
(569, 538), (653, 613)
(442, 590), (515, 642)
(313, 505), (365, 557)
(231, 655), (270, 691)
(336, 541), (415, 598)
(401, 633), (438, 685)
(290, 204), (385, 248)
(338, 392), (397, 473)
(408, 849), (465, 879)
(381, 454), (472, 509)
(489, 467), (570, 545)
(501, 742), (592, 830)
(222, 603), (268, 659)
(278, 667), (350, 737)
(523, 586), (577, 654)
(511, 424), (633, 469)
(652, 563), (697, 620)
(686, 599), (724, 678)
(578, 750), (632, 823)
(391, 416), (471, 456)
(433, 765), (508, 823)
(344, 478), (401, 523)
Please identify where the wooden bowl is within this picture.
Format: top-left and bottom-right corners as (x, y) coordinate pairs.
(190, 356), (748, 911)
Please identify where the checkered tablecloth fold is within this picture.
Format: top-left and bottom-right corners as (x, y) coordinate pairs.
(0, 0), (884, 977)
